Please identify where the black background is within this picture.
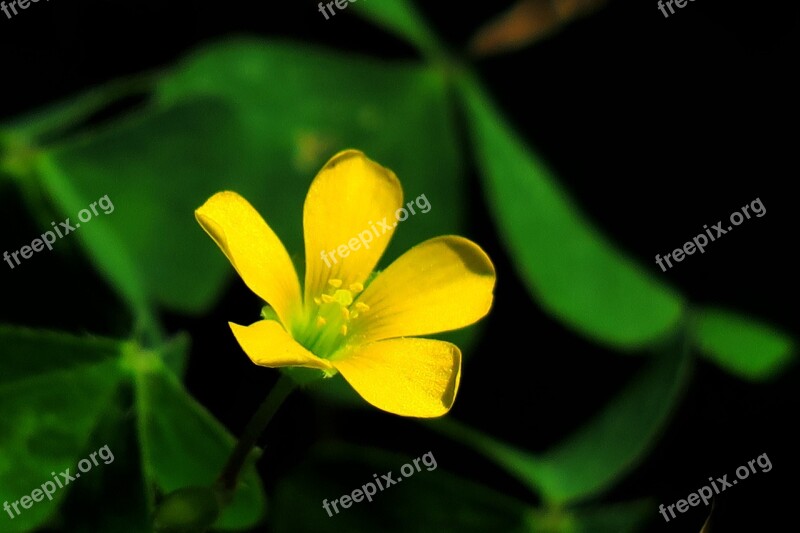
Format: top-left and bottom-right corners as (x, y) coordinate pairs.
(1, 0), (797, 531)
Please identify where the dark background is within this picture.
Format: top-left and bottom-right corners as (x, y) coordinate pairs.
(1, 0), (797, 530)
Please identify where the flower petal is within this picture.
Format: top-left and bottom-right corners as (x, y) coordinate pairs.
(196, 191), (302, 326)
(303, 150), (403, 305)
(332, 338), (461, 418)
(350, 236), (496, 344)
(229, 320), (333, 371)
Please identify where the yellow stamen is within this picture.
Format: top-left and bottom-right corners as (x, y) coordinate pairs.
(349, 282), (364, 293)
(328, 278), (343, 288)
(340, 325), (348, 336)
(316, 316), (327, 327)
(355, 302), (370, 312)
(321, 294), (335, 303)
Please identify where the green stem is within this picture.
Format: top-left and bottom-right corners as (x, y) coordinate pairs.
(216, 374), (296, 495)
(4, 69), (163, 142)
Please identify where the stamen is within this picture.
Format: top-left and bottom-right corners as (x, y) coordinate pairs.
(302, 281), (364, 356)
(349, 282), (364, 293)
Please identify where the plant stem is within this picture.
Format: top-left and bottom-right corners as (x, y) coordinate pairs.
(216, 374), (296, 495)
(4, 69), (164, 142)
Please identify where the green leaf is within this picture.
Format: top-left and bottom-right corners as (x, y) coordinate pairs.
(161, 331), (191, 380)
(0, 325), (266, 532)
(56, 389), (153, 533)
(0, 326), (126, 532)
(429, 337), (691, 505)
(0, 324), (123, 386)
(272, 443), (528, 533)
(28, 39), (466, 321)
(157, 38), (465, 274)
(692, 307), (794, 380)
(457, 75), (684, 349)
(42, 98), (262, 317)
(351, 0), (444, 60)
(133, 363), (266, 530)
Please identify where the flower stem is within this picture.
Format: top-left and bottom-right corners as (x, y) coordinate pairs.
(216, 374), (296, 496)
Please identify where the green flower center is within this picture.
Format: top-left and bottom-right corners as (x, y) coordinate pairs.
(293, 279), (370, 359)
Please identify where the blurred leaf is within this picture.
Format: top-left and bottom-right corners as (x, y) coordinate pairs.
(0, 324), (122, 386)
(525, 500), (653, 533)
(0, 326), (126, 532)
(14, 38), (467, 326)
(692, 307), (794, 380)
(161, 331), (191, 379)
(272, 442), (528, 533)
(41, 98), (260, 317)
(0, 325), (265, 532)
(133, 363), (266, 530)
(533, 339), (690, 503)
(56, 389), (152, 533)
(457, 74), (684, 349)
(430, 337), (691, 504)
(351, 0), (444, 60)
(469, 0), (608, 57)
(157, 38), (465, 273)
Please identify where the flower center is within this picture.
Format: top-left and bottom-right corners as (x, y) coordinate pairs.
(294, 279), (370, 358)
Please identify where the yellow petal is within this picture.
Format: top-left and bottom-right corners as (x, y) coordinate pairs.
(229, 320), (333, 371)
(196, 191), (302, 327)
(332, 338), (461, 417)
(303, 150), (403, 305)
(350, 236), (496, 344)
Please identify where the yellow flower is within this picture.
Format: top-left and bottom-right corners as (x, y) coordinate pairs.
(195, 150), (495, 417)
